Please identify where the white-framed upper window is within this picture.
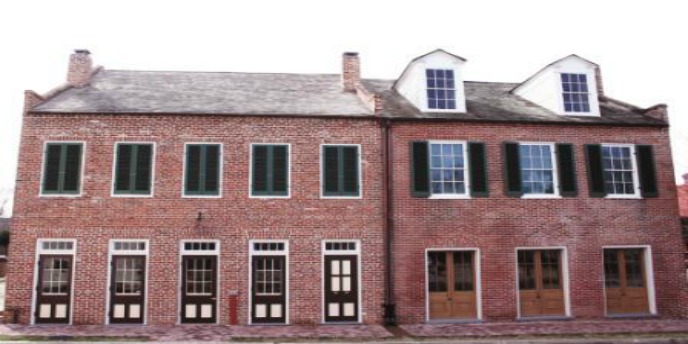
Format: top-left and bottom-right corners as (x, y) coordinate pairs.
(429, 141), (468, 197)
(321, 144), (361, 198)
(519, 143), (559, 196)
(111, 142), (155, 197)
(425, 69), (457, 110)
(40, 141), (85, 197)
(561, 73), (591, 113)
(601, 144), (639, 197)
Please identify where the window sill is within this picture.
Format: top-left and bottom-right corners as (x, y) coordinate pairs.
(111, 193), (154, 198)
(182, 194), (222, 199)
(604, 194), (642, 199)
(425, 318), (482, 324)
(429, 194), (471, 200)
(606, 313), (658, 319)
(321, 195), (362, 200)
(39, 193), (82, 198)
(250, 195), (291, 199)
(520, 194), (562, 199)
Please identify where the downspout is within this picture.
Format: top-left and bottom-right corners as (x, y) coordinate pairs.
(380, 117), (397, 325)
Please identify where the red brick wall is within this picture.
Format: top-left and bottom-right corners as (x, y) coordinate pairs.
(677, 184), (688, 218)
(390, 121), (687, 323)
(6, 114), (386, 325)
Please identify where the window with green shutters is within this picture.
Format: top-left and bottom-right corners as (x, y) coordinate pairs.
(113, 143), (154, 195)
(411, 141), (488, 198)
(322, 145), (360, 197)
(251, 144), (289, 197)
(184, 144), (221, 196)
(41, 142), (83, 195)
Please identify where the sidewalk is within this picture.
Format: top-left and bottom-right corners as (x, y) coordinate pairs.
(0, 319), (687, 342)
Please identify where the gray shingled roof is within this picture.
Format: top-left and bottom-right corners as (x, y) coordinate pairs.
(33, 69), (664, 126)
(34, 70), (373, 116)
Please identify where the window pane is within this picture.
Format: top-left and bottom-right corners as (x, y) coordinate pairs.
(429, 143), (466, 195)
(602, 145), (636, 195)
(520, 144), (556, 195)
(426, 69), (457, 109)
(428, 252), (447, 292)
(561, 73), (591, 113)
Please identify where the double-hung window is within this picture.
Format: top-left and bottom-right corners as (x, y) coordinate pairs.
(184, 144), (221, 196)
(411, 141), (488, 198)
(519, 144), (557, 195)
(561, 73), (590, 113)
(251, 144), (289, 197)
(113, 143), (154, 196)
(321, 145), (360, 197)
(41, 142), (83, 195)
(426, 69), (456, 110)
(503, 142), (577, 198)
(585, 144), (657, 198)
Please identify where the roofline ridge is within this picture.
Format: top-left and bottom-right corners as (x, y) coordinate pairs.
(103, 69), (341, 76)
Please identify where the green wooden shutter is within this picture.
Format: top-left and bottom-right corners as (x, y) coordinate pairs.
(252, 145), (269, 194)
(42, 144), (62, 192)
(135, 144), (152, 192)
(115, 144), (132, 192)
(585, 144), (606, 197)
(272, 145), (288, 195)
(62, 144), (82, 193)
(185, 145), (202, 193)
(204, 145), (220, 194)
(556, 143), (577, 197)
(342, 146), (359, 196)
(503, 142), (522, 197)
(468, 142), (488, 197)
(411, 141), (430, 198)
(323, 146), (339, 195)
(636, 145), (658, 198)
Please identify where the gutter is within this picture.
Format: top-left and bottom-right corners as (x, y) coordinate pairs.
(380, 117), (397, 325)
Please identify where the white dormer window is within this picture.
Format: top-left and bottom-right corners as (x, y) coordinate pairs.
(426, 69), (456, 110)
(513, 55), (601, 117)
(561, 73), (590, 113)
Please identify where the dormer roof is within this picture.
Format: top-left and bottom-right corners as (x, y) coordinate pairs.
(392, 49), (467, 90)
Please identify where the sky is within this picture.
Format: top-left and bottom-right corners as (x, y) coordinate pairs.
(0, 0), (686, 216)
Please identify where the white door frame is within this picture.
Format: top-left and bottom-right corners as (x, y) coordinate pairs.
(601, 245), (657, 316)
(321, 240), (363, 323)
(248, 240), (289, 325)
(424, 248), (482, 322)
(104, 239), (150, 325)
(514, 246), (571, 319)
(31, 239), (78, 325)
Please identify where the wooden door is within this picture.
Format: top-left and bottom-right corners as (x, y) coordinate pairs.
(428, 251), (476, 320)
(604, 249), (649, 314)
(324, 255), (358, 322)
(518, 250), (565, 317)
(35, 255), (73, 324)
(181, 256), (217, 323)
(109, 256), (146, 324)
(251, 255), (286, 324)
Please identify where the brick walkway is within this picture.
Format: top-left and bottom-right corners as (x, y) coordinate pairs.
(401, 319), (688, 338)
(0, 324), (392, 341)
(0, 319), (687, 342)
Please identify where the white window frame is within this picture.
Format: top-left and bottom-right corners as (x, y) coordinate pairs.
(178, 240), (221, 324)
(248, 240), (289, 325)
(248, 143), (292, 199)
(182, 142), (223, 199)
(31, 239), (77, 325)
(424, 248), (482, 322)
(518, 142), (561, 199)
(601, 245), (657, 316)
(428, 140), (470, 199)
(514, 246), (571, 319)
(321, 240), (363, 324)
(555, 70), (600, 117)
(38, 141), (86, 198)
(424, 68), (458, 111)
(601, 144), (641, 199)
(110, 142), (156, 198)
(320, 144), (363, 199)
(105, 239), (150, 325)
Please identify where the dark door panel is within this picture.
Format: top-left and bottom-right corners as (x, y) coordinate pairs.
(109, 256), (146, 324)
(324, 255), (358, 322)
(35, 255), (73, 324)
(251, 256), (286, 324)
(181, 256), (217, 323)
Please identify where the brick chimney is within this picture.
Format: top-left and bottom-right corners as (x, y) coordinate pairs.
(342, 52), (360, 92)
(67, 49), (93, 87)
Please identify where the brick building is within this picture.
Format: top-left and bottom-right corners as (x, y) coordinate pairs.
(5, 49), (686, 326)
